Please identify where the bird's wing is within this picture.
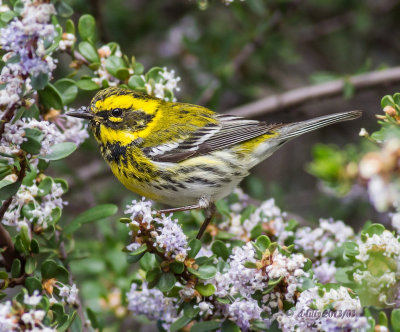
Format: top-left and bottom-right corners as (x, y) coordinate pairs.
(144, 113), (279, 163)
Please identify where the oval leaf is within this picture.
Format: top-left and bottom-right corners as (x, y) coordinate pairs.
(64, 204), (118, 235)
(78, 14), (96, 41)
(211, 240), (229, 260)
(157, 273), (176, 293)
(54, 79), (78, 105)
(40, 142), (77, 161)
(78, 41), (99, 63)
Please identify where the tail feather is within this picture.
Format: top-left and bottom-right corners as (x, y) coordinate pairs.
(277, 110), (362, 141)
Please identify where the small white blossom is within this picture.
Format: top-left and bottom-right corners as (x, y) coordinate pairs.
(154, 214), (188, 258)
(228, 298), (262, 331)
(197, 301), (214, 316)
(295, 219), (353, 258)
(124, 197), (154, 228)
(276, 286), (368, 332)
(127, 282), (180, 329)
(24, 290), (42, 306)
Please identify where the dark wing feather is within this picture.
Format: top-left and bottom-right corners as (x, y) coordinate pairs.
(147, 114), (279, 163)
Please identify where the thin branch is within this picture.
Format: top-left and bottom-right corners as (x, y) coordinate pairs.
(0, 209), (17, 271)
(57, 232), (88, 332)
(226, 66), (400, 117)
(0, 156), (27, 271)
(0, 105), (17, 138)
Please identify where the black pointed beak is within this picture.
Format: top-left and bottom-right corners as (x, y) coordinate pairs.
(66, 106), (93, 120)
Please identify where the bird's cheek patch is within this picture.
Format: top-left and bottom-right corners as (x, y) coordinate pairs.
(109, 116), (123, 122)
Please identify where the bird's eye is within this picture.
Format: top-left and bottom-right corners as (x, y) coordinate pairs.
(111, 108), (123, 117)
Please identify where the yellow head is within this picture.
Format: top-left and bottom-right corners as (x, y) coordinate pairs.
(67, 87), (163, 146)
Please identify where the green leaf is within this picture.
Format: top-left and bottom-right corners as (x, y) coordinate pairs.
(250, 320), (269, 331)
(303, 259), (312, 271)
(381, 95), (395, 109)
(170, 315), (192, 332)
(133, 62), (144, 75)
(127, 244), (148, 263)
(188, 265), (216, 280)
(128, 75), (145, 89)
(54, 178), (68, 192)
(31, 72), (49, 90)
(76, 77), (100, 91)
(78, 14), (96, 41)
(268, 276), (282, 286)
(343, 242), (359, 258)
(190, 320), (220, 332)
(66, 19), (75, 34)
(78, 41), (99, 63)
(215, 200), (230, 217)
(38, 83), (63, 109)
(364, 223), (385, 237)
(146, 267), (161, 283)
(221, 320), (240, 332)
(40, 142), (77, 161)
(0, 10), (16, 23)
(54, 79), (78, 105)
(30, 239), (40, 254)
(64, 204), (118, 235)
(61, 311), (79, 332)
(157, 273), (176, 292)
(15, 235), (27, 254)
(195, 283), (216, 296)
(211, 240), (229, 260)
(139, 252), (157, 272)
(378, 311), (388, 327)
(391, 309), (400, 332)
(22, 168), (37, 186)
(255, 235), (271, 252)
(183, 306), (200, 320)
(0, 180), (21, 201)
(145, 66), (163, 81)
(11, 259), (21, 278)
(116, 68), (130, 81)
(25, 256), (36, 275)
(188, 239), (202, 258)
(244, 261), (257, 268)
(21, 128), (43, 154)
(216, 297), (230, 304)
(88, 62), (100, 71)
(52, 302), (65, 321)
(250, 224), (263, 239)
(86, 308), (100, 329)
(170, 261), (184, 274)
(41, 260), (69, 283)
(55, 1), (73, 17)
(25, 276), (42, 294)
(105, 55), (126, 77)
(20, 225), (30, 250)
(37, 177), (53, 197)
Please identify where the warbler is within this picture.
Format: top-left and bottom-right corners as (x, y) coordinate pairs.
(67, 87), (360, 237)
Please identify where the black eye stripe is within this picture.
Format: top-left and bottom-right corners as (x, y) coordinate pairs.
(95, 109), (130, 118)
(111, 108), (123, 117)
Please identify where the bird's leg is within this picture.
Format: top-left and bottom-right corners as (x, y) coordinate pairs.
(157, 196), (210, 215)
(157, 204), (202, 215)
(196, 203), (216, 240)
